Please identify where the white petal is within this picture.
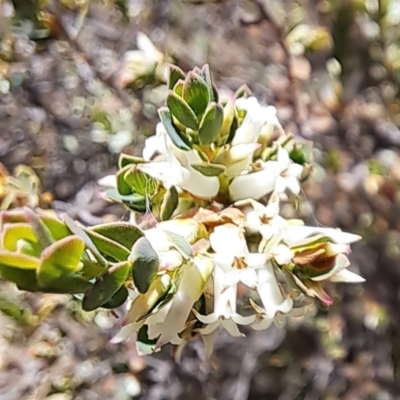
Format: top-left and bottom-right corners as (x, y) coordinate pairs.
(256, 265), (293, 318)
(213, 267), (238, 317)
(202, 331), (218, 360)
(229, 169), (278, 201)
(251, 316), (273, 331)
(210, 223), (247, 256)
(286, 176), (301, 195)
(156, 258), (213, 347)
(275, 176), (287, 193)
(158, 218), (202, 244)
(181, 165), (220, 199)
(136, 32), (162, 61)
(284, 226), (362, 245)
(246, 253), (269, 268)
(97, 174), (117, 188)
(231, 313), (256, 325)
(110, 324), (138, 344)
(287, 163), (304, 178)
(221, 319), (244, 337)
(273, 244), (292, 265)
(329, 269), (365, 283)
(238, 268), (258, 288)
(277, 147), (291, 169)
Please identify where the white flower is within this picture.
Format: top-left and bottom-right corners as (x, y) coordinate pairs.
(209, 223), (268, 288)
(264, 147), (303, 194)
(232, 97), (278, 145)
(118, 33), (165, 88)
(193, 265), (256, 337)
(155, 255), (214, 348)
(250, 263), (294, 328)
(236, 197), (284, 240)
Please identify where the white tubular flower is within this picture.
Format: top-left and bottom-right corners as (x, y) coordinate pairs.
(250, 263), (294, 329)
(155, 255), (214, 348)
(232, 97), (279, 145)
(236, 197), (283, 240)
(193, 265), (256, 337)
(209, 223), (267, 288)
(264, 147), (304, 194)
(229, 167), (279, 202)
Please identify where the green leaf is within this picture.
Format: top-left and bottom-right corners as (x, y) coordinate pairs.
(0, 265), (40, 291)
(46, 275), (92, 294)
(160, 186), (178, 221)
(159, 107), (191, 151)
(167, 91), (199, 130)
(64, 216), (108, 270)
(84, 229), (130, 262)
(225, 113), (239, 145)
(182, 72), (210, 116)
(119, 153), (146, 169)
(91, 223), (144, 250)
(198, 102), (224, 145)
(167, 65), (186, 90)
(123, 166), (159, 198)
(101, 285), (129, 309)
(0, 251), (39, 270)
(105, 188), (147, 213)
(116, 165), (134, 195)
(190, 163), (226, 176)
(24, 208), (54, 248)
(129, 237), (159, 294)
(173, 79), (184, 96)
(2, 223), (37, 251)
(37, 236), (85, 287)
(0, 251), (40, 291)
(82, 261), (130, 311)
(41, 216), (71, 241)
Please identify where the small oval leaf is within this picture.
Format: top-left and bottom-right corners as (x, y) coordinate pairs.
(82, 261), (130, 311)
(190, 163), (226, 177)
(101, 285), (129, 309)
(91, 223), (144, 251)
(37, 236), (85, 287)
(166, 91), (199, 130)
(182, 72), (210, 116)
(84, 229), (130, 261)
(129, 237), (159, 294)
(198, 102), (224, 145)
(159, 107), (191, 151)
(167, 65), (186, 90)
(160, 186), (179, 221)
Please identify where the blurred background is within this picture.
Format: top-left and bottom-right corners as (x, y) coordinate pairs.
(1, 0), (400, 399)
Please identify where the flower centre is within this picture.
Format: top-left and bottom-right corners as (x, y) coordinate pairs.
(233, 256), (248, 270)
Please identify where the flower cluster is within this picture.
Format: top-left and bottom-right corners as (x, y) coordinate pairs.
(0, 63), (363, 358)
(102, 64), (364, 356)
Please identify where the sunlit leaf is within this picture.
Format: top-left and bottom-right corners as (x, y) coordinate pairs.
(82, 261), (130, 311)
(129, 237), (159, 293)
